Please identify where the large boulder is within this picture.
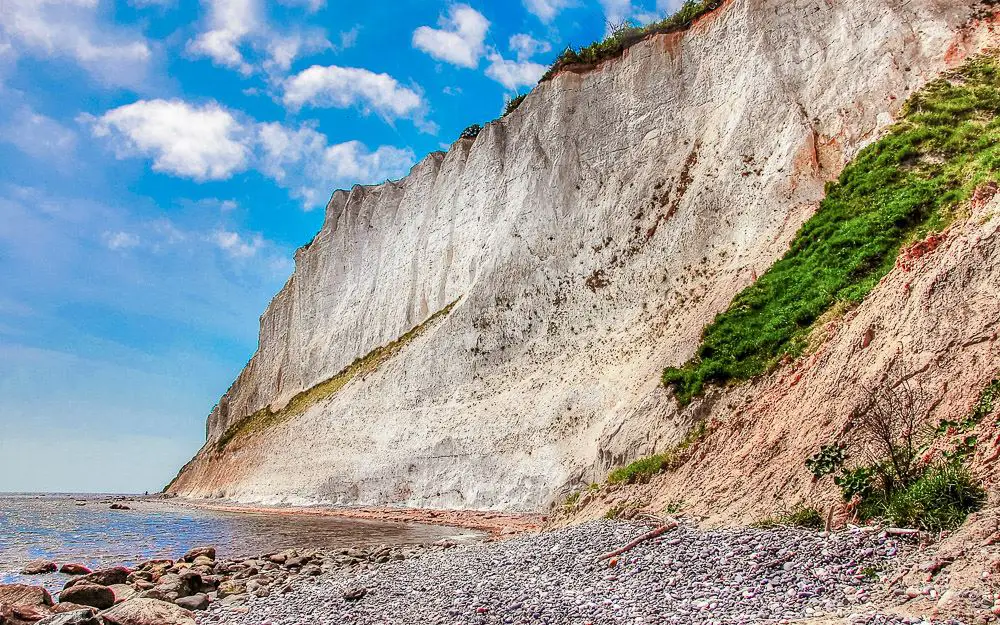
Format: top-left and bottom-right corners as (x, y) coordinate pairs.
(63, 568), (129, 590)
(35, 610), (101, 625)
(20, 561), (56, 576)
(58, 584), (114, 611)
(0, 584), (54, 607)
(100, 599), (195, 625)
(57, 565), (90, 576)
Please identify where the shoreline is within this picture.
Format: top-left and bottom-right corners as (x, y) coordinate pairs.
(164, 497), (546, 538)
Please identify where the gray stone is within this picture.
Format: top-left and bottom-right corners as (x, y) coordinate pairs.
(35, 609), (101, 625)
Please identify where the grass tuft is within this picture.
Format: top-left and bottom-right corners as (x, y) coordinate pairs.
(214, 300), (459, 452)
(862, 462), (986, 531)
(607, 420), (708, 484)
(664, 54), (1000, 405)
(752, 505), (825, 530)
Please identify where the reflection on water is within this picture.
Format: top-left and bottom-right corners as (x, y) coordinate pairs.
(0, 493), (477, 591)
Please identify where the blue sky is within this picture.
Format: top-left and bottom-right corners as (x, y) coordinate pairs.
(0, 0), (684, 494)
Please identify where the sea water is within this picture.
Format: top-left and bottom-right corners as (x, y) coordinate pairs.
(0, 493), (476, 591)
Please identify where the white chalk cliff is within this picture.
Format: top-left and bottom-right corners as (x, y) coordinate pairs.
(168, 0), (996, 511)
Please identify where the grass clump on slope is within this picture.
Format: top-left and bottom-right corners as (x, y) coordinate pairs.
(607, 420), (709, 484)
(214, 300), (459, 452)
(664, 54), (1000, 405)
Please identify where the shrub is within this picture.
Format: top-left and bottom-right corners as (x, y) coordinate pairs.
(811, 378), (988, 531)
(849, 382), (934, 495)
(664, 54), (1000, 405)
(806, 443), (847, 479)
(459, 124), (482, 140)
(503, 94), (526, 117)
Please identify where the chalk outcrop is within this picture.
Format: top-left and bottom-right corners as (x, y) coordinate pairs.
(168, 0), (998, 511)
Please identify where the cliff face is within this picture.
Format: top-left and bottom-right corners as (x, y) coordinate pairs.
(168, 0), (995, 511)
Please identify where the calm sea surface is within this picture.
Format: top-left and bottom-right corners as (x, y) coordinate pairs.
(0, 493), (478, 591)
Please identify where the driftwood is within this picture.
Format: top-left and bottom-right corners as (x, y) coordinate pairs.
(884, 527), (920, 536)
(596, 519), (679, 562)
(824, 504), (835, 533)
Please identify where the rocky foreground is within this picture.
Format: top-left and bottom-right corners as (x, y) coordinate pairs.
(7, 520), (995, 625)
(0, 539), (447, 625)
(196, 521), (943, 625)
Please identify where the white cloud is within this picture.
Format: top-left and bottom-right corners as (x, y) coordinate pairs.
(187, 0), (329, 76)
(0, 0), (151, 87)
(485, 52), (547, 90)
(600, 0), (633, 27)
(86, 98), (415, 208)
(187, 0), (259, 75)
(658, 0), (685, 12)
(258, 123), (414, 209)
(213, 229), (262, 258)
(262, 30), (330, 74)
(278, 0), (325, 12)
(337, 27), (360, 51)
(509, 34), (551, 62)
(522, 0), (574, 23)
(104, 231), (141, 251)
(87, 99), (252, 181)
(412, 4), (489, 69)
(282, 65), (424, 121)
(0, 106), (77, 161)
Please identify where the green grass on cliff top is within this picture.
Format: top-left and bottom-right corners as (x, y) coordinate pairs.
(540, 0), (722, 82)
(664, 53), (1000, 405)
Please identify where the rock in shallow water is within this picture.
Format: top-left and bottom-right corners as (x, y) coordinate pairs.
(20, 561), (57, 576)
(57, 565), (91, 576)
(182, 548), (216, 564)
(64, 568), (130, 590)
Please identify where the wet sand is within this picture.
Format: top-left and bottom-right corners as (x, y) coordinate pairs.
(168, 498), (545, 537)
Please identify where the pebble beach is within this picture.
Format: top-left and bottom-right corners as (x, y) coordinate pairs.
(197, 520), (916, 625)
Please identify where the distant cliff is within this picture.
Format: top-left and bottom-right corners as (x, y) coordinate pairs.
(168, 0), (997, 512)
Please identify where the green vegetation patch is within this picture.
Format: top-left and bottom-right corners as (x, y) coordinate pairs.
(752, 505), (824, 530)
(214, 300), (459, 452)
(607, 420), (708, 484)
(664, 54), (1000, 405)
(541, 1), (722, 82)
